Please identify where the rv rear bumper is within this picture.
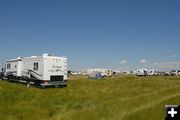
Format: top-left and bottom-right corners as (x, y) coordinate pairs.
(40, 80), (67, 86)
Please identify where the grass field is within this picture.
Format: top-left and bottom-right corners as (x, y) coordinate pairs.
(0, 75), (180, 120)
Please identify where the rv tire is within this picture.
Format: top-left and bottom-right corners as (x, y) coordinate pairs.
(34, 81), (41, 87)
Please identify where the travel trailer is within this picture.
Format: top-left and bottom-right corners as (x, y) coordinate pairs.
(89, 72), (103, 79)
(82, 68), (112, 76)
(148, 69), (158, 76)
(136, 69), (148, 76)
(4, 53), (67, 87)
(171, 70), (180, 76)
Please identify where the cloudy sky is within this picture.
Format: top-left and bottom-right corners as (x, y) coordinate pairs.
(0, 0), (180, 71)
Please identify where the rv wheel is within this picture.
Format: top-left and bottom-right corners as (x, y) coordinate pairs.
(34, 81), (41, 87)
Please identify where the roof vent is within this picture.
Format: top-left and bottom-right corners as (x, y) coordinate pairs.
(43, 53), (53, 57)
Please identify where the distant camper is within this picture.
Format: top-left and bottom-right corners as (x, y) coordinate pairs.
(136, 69), (148, 76)
(82, 68), (112, 77)
(4, 53), (68, 87)
(171, 70), (180, 76)
(89, 72), (103, 79)
(148, 69), (158, 76)
(136, 69), (158, 76)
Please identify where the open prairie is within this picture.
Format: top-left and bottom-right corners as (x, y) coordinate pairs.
(0, 75), (180, 120)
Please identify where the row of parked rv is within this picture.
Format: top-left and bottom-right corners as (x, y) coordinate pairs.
(70, 69), (157, 77)
(163, 70), (180, 76)
(136, 69), (158, 76)
(136, 69), (179, 76)
(69, 68), (180, 77)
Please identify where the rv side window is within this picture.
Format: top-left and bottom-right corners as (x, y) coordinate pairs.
(7, 64), (11, 69)
(33, 62), (38, 71)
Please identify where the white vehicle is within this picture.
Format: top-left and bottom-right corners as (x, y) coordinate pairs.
(70, 71), (81, 75)
(148, 69), (158, 76)
(4, 53), (67, 87)
(89, 72), (102, 79)
(136, 69), (148, 76)
(164, 72), (171, 76)
(82, 68), (112, 76)
(131, 71), (137, 75)
(171, 70), (180, 76)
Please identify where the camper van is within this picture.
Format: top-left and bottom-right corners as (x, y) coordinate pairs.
(4, 53), (67, 87)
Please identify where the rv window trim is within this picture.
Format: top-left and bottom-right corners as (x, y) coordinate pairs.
(33, 62), (39, 71)
(7, 63), (11, 69)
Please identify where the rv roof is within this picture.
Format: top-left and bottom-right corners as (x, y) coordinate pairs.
(6, 53), (67, 61)
(6, 58), (20, 62)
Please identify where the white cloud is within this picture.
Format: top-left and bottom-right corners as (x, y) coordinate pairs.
(158, 61), (180, 69)
(150, 61), (180, 71)
(120, 60), (127, 64)
(139, 59), (147, 64)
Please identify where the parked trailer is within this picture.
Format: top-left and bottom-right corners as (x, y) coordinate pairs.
(136, 69), (148, 76)
(4, 53), (67, 88)
(82, 68), (112, 77)
(148, 69), (158, 76)
(171, 70), (180, 76)
(89, 72), (103, 79)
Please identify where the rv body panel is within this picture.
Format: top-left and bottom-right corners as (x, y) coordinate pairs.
(17, 60), (23, 77)
(22, 56), (43, 80)
(5, 59), (19, 77)
(43, 56), (67, 81)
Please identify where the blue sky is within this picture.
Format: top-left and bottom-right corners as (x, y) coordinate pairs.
(0, 0), (180, 71)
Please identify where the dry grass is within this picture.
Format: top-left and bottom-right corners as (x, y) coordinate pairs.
(0, 75), (180, 120)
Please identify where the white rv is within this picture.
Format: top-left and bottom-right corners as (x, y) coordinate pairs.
(4, 53), (67, 87)
(82, 68), (112, 76)
(136, 69), (148, 76)
(171, 70), (180, 76)
(148, 69), (158, 76)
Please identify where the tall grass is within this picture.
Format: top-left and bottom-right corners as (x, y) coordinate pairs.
(0, 75), (180, 120)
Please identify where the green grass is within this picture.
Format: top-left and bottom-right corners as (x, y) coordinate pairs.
(0, 75), (180, 120)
